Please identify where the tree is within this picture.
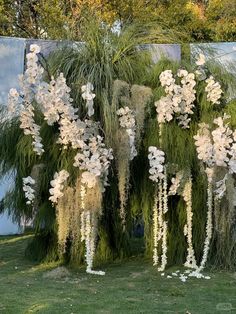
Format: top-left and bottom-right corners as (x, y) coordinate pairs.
(0, 0), (72, 39)
(206, 0), (236, 41)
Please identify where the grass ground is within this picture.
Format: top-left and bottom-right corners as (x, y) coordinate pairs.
(0, 235), (236, 314)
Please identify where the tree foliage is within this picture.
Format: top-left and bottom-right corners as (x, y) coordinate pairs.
(0, 0), (235, 42)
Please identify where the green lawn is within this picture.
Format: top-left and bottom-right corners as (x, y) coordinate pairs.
(0, 235), (236, 314)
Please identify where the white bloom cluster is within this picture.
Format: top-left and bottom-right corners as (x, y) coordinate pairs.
(194, 123), (214, 167)
(205, 76), (222, 105)
(195, 54), (207, 81)
(17, 44), (44, 104)
(81, 83), (96, 117)
(36, 72), (85, 153)
(159, 70), (175, 88)
(155, 69), (196, 129)
(8, 88), (20, 116)
(117, 106), (137, 160)
(7, 44), (44, 155)
(49, 170), (69, 204)
(168, 171), (183, 196)
(24, 44), (43, 85)
(195, 115), (236, 176)
(36, 73), (78, 127)
(176, 70), (196, 129)
(74, 135), (113, 189)
(23, 176), (36, 205)
(195, 53), (206, 66)
(212, 116), (232, 167)
(19, 103), (44, 155)
(148, 146), (165, 182)
(195, 116), (236, 201)
(37, 74), (113, 191)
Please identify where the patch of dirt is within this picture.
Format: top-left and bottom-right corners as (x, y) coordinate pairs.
(130, 270), (148, 278)
(127, 282), (135, 288)
(43, 266), (70, 280)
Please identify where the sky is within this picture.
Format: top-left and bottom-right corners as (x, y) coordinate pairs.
(0, 37), (25, 234)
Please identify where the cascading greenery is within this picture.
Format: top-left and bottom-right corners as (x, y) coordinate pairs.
(0, 21), (236, 270)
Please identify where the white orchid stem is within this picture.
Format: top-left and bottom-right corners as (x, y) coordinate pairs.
(198, 173), (213, 272)
(183, 176), (197, 269)
(153, 190), (159, 266)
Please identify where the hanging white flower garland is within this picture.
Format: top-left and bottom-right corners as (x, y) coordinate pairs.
(192, 114), (236, 276)
(7, 44), (44, 155)
(152, 57), (225, 279)
(148, 146), (168, 271)
(8, 44), (114, 275)
(194, 114), (236, 199)
(182, 175), (197, 269)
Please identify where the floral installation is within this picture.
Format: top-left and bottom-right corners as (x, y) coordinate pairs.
(23, 176), (36, 205)
(4, 40), (235, 281)
(6, 44), (114, 275)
